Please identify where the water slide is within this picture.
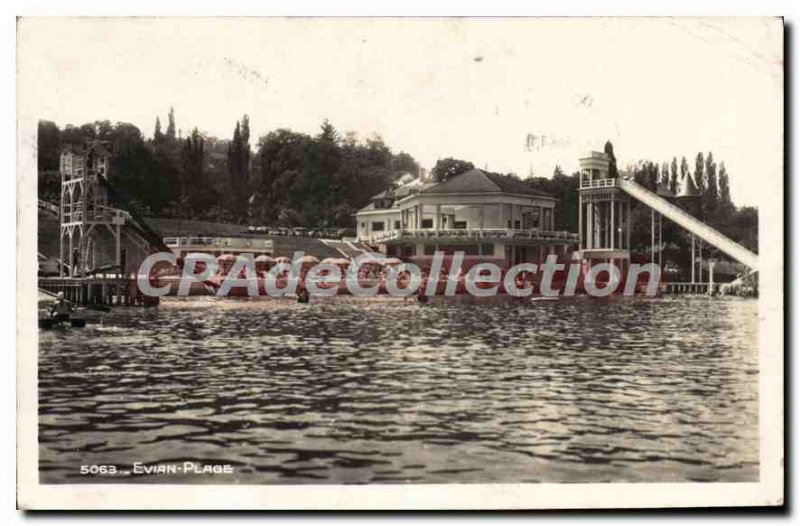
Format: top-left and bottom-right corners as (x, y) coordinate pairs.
(96, 175), (170, 253)
(617, 177), (759, 271)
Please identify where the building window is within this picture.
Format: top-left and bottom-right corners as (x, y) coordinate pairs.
(424, 244), (436, 255)
(453, 221), (467, 229)
(421, 218), (433, 229)
(394, 220), (400, 229)
(371, 221), (385, 232)
(480, 243), (494, 256)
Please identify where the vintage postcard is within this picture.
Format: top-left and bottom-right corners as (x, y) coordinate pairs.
(16, 17), (784, 509)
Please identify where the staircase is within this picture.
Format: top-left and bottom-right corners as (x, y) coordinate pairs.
(320, 239), (371, 259)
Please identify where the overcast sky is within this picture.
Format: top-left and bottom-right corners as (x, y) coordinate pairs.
(18, 17), (782, 206)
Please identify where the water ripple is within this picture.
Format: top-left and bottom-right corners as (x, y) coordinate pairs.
(39, 296), (758, 484)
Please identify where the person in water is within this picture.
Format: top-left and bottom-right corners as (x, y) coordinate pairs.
(416, 288), (428, 304)
(297, 283), (310, 304)
(50, 292), (72, 322)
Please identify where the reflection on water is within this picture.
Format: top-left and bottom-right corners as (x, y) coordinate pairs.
(39, 296), (758, 484)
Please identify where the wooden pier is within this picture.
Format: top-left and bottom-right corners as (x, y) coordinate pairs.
(39, 276), (156, 306)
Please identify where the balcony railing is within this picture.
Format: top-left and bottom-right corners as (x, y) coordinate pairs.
(370, 227), (578, 244)
(580, 178), (618, 189)
(163, 236), (274, 251)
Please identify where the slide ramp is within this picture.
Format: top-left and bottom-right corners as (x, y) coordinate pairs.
(617, 177), (758, 270)
(97, 176), (170, 253)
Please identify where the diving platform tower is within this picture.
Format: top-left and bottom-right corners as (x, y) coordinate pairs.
(578, 151), (632, 268)
(59, 141), (129, 277)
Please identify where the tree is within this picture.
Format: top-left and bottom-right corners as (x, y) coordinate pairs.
(36, 115), (417, 229)
(718, 162), (731, 205)
(432, 157), (474, 182)
(528, 169), (580, 232)
(651, 162), (659, 190)
(704, 151), (718, 219)
(302, 119), (345, 226)
(715, 161), (735, 225)
(61, 123), (96, 145)
(603, 140), (619, 178)
(37, 120), (62, 202)
(154, 117), (164, 144)
(94, 120), (114, 141)
(37, 120), (61, 172)
(166, 107), (176, 142)
(670, 157), (679, 194)
(336, 133), (396, 224)
(227, 116), (252, 222)
(251, 124), (420, 228)
(181, 128), (206, 213)
(391, 151), (420, 176)
(256, 128), (311, 216)
(693, 152), (705, 194)
(319, 119), (339, 143)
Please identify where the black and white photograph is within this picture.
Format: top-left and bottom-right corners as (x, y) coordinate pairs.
(16, 16), (784, 510)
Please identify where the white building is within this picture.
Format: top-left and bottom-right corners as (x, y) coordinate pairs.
(355, 168), (578, 266)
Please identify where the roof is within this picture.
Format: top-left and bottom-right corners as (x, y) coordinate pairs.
(421, 168), (553, 199)
(370, 181), (422, 201)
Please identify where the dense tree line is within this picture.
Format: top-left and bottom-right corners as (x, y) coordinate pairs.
(37, 114), (420, 228)
(37, 118), (756, 272)
(252, 120), (419, 227)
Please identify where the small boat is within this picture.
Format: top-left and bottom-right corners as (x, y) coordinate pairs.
(39, 318), (86, 330)
(38, 289), (92, 329)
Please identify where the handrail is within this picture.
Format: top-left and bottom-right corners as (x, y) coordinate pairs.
(369, 228), (578, 244)
(163, 236), (274, 250)
(580, 178), (618, 189)
(37, 199), (60, 215)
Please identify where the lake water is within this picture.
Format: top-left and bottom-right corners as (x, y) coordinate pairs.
(39, 295), (759, 484)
